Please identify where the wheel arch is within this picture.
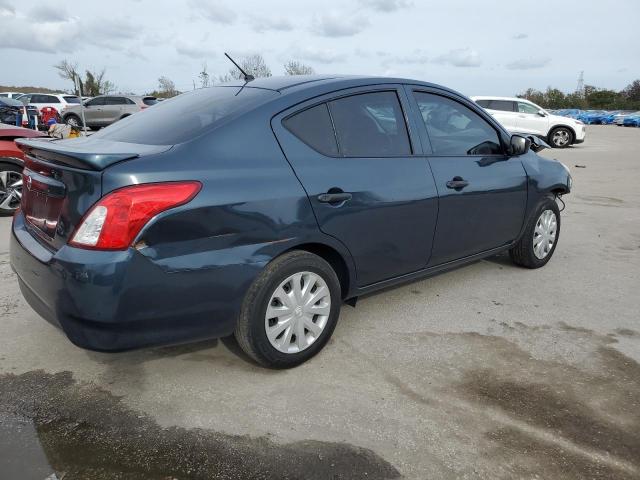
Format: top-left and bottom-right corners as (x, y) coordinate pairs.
(283, 242), (353, 300)
(549, 124), (576, 143)
(0, 156), (24, 168)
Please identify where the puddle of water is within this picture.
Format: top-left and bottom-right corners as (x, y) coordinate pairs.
(0, 370), (400, 480)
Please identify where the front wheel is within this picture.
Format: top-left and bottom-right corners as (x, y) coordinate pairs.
(548, 127), (573, 148)
(64, 114), (82, 127)
(509, 196), (561, 269)
(235, 251), (342, 368)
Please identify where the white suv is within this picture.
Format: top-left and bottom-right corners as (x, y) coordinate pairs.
(19, 93), (82, 115)
(471, 96), (586, 148)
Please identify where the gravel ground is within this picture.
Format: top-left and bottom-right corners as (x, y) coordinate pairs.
(1, 125), (639, 479)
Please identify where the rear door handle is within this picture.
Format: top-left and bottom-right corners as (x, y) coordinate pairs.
(446, 177), (469, 190)
(317, 192), (352, 204)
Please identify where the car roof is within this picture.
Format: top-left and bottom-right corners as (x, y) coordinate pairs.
(219, 74), (457, 98)
(470, 96), (532, 102)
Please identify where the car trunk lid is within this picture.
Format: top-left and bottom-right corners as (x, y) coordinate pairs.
(16, 138), (171, 251)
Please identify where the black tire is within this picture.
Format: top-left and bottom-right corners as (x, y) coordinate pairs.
(64, 114), (83, 127)
(548, 126), (573, 148)
(0, 162), (23, 216)
(509, 195), (561, 269)
(235, 250), (342, 368)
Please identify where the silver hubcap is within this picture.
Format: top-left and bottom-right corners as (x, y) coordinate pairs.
(552, 129), (570, 146)
(533, 209), (557, 259)
(67, 117), (79, 127)
(0, 171), (22, 211)
(265, 271), (331, 354)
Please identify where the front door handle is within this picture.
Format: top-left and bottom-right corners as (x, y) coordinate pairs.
(446, 177), (469, 190)
(317, 192), (352, 204)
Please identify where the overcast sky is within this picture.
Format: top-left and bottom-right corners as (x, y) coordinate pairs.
(1, 0), (638, 96)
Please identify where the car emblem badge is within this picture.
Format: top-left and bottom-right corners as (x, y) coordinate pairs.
(26, 175), (32, 191)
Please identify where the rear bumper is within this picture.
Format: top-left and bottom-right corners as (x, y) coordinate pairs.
(10, 213), (263, 352)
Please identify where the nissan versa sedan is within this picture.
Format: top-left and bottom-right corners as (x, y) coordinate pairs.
(10, 76), (572, 368)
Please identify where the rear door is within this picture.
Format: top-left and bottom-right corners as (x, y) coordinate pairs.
(478, 99), (518, 131)
(272, 86), (438, 287)
(409, 89), (527, 265)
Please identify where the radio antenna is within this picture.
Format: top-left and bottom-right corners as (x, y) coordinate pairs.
(224, 52), (254, 82)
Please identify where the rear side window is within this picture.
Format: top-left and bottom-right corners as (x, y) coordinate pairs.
(283, 104), (338, 156)
(329, 91), (411, 157)
(63, 96), (81, 104)
(414, 92), (503, 155)
(94, 87), (278, 145)
(38, 95), (60, 103)
(488, 100), (515, 112)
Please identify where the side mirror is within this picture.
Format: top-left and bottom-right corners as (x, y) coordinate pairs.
(537, 110), (547, 117)
(509, 135), (531, 156)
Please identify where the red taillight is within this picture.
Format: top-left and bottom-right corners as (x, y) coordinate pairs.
(69, 181), (201, 250)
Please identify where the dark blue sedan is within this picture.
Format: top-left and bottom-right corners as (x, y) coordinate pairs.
(10, 76), (572, 367)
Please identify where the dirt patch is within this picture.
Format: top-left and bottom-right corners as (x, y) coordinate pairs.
(458, 345), (640, 479)
(0, 370), (400, 480)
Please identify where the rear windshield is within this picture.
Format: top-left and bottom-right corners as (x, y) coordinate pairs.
(64, 96), (81, 104)
(94, 86), (278, 145)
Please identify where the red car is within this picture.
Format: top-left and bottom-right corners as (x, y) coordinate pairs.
(0, 124), (46, 215)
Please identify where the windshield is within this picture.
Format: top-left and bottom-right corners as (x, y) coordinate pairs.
(94, 86), (278, 145)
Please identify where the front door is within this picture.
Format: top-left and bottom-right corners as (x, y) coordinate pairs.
(515, 101), (550, 136)
(410, 90), (528, 265)
(273, 87), (438, 287)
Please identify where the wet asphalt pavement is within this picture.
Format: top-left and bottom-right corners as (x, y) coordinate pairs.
(1, 126), (639, 479)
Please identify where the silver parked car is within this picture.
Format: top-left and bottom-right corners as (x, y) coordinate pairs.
(62, 95), (158, 128)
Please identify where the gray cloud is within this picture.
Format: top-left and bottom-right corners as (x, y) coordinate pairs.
(312, 13), (369, 37)
(175, 42), (216, 60)
(29, 5), (69, 22)
(512, 33), (528, 40)
(249, 15), (293, 33)
(0, 17), (81, 53)
(382, 49), (429, 66)
(189, 0), (237, 25)
(287, 46), (348, 64)
(506, 57), (551, 70)
(359, 0), (411, 12)
(434, 48), (481, 67)
(0, 0), (14, 16)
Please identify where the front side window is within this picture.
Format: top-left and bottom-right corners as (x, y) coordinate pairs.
(283, 103), (338, 156)
(105, 97), (127, 105)
(329, 91), (411, 157)
(518, 102), (540, 114)
(86, 97), (106, 107)
(414, 92), (503, 155)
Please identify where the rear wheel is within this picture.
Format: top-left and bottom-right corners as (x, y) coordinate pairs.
(509, 196), (561, 269)
(235, 251), (342, 368)
(0, 163), (22, 216)
(548, 127), (573, 148)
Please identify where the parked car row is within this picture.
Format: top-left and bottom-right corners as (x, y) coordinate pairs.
(550, 108), (640, 126)
(62, 95), (158, 129)
(472, 96), (586, 148)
